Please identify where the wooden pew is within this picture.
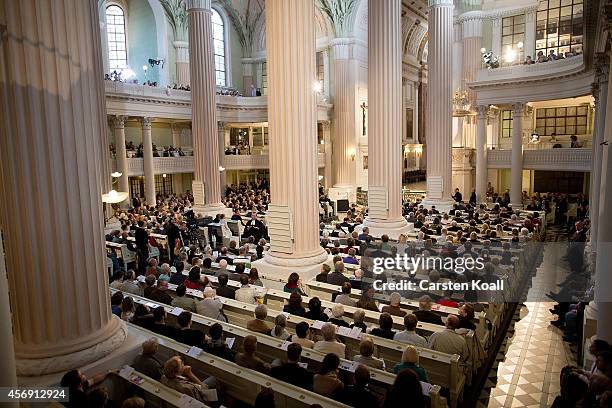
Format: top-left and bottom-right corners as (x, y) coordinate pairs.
(106, 241), (136, 264)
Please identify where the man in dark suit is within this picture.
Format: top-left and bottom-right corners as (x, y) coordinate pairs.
(413, 295), (444, 325)
(452, 188), (463, 203)
(165, 219), (181, 264)
(135, 220), (149, 275)
(132, 194), (142, 209)
(270, 343), (313, 390)
(242, 213), (266, 241)
(216, 274), (236, 300)
(175, 311), (207, 348)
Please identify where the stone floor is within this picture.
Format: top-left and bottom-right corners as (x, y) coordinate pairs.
(477, 225), (578, 407)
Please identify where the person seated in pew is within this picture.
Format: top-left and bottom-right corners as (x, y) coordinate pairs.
(283, 272), (306, 295)
(393, 314), (428, 348)
(356, 287), (379, 312)
(110, 271), (124, 290)
(343, 248), (359, 265)
(381, 292), (407, 317)
(118, 270), (142, 297)
(428, 314), (470, 363)
(235, 334), (271, 374)
(111, 291), (124, 317)
(247, 304), (273, 335)
(132, 304), (155, 329)
(146, 258), (162, 278)
(369, 313), (396, 340)
(228, 240), (240, 256)
(342, 364), (382, 408)
(351, 309), (368, 332)
(458, 303), (477, 331)
(382, 369), (426, 408)
(290, 321), (315, 348)
(242, 212), (266, 241)
(393, 345), (429, 382)
(270, 314), (291, 340)
(171, 284), (197, 312)
(328, 261), (349, 286)
(184, 266), (205, 291)
(215, 273), (236, 300)
(150, 280), (173, 305)
(335, 282), (357, 307)
(413, 295), (444, 326)
(314, 323), (347, 358)
(249, 267), (263, 286)
(329, 304), (350, 327)
(331, 223), (347, 238)
(235, 274), (258, 304)
(215, 247), (234, 266)
(357, 226), (371, 242)
(132, 338), (163, 381)
(353, 338), (385, 370)
(120, 296), (135, 321)
(197, 287), (227, 322)
(316, 263), (331, 283)
(160, 356), (218, 404)
(121, 397), (145, 408)
(158, 263), (172, 282)
(204, 322), (235, 361)
(270, 343), (314, 390)
(60, 368), (116, 408)
(176, 311), (208, 348)
(284, 292), (306, 316)
(305, 297), (329, 322)
(151, 306), (178, 338)
(313, 353), (345, 399)
(143, 274), (157, 299)
(349, 268), (363, 290)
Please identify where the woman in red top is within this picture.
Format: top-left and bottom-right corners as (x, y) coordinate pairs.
(184, 266), (204, 291)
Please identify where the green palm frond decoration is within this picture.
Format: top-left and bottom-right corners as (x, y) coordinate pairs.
(317, 0), (358, 37)
(160, 0), (188, 42)
(218, 0), (264, 56)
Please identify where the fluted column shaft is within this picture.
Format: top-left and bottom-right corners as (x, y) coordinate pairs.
(366, 0), (407, 226)
(113, 116), (130, 199)
(425, 0), (454, 206)
(323, 121), (333, 189)
(171, 123), (182, 148)
(0, 231), (17, 390)
(475, 106), (488, 203)
(511, 103), (524, 207)
(174, 40), (190, 86)
(142, 117), (156, 206)
(0, 0), (126, 375)
(331, 40), (357, 189)
(460, 14), (483, 104)
(218, 121), (227, 192)
(524, 9), (537, 60)
(594, 55), (612, 343)
(265, 0), (327, 263)
(186, 0), (223, 212)
(590, 55), (609, 248)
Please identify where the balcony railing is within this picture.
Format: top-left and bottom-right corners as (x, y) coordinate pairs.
(118, 156), (195, 176)
(487, 147), (592, 172)
(473, 55), (584, 86)
(224, 153), (326, 170)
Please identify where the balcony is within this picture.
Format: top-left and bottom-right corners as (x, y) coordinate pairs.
(487, 148), (592, 172)
(118, 156), (195, 176)
(223, 153), (326, 171)
(474, 55), (584, 85)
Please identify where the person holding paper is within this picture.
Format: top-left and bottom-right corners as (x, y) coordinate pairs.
(171, 284), (197, 313)
(160, 356), (218, 404)
(235, 335), (271, 374)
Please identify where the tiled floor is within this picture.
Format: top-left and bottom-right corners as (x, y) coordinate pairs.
(478, 226), (577, 408)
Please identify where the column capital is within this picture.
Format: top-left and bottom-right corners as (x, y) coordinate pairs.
(512, 102), (526, 116)
(476, 105), (489, 119)
(111, 115), (128, 129)
(321, 120), (331, 130)
(141, 117), (152, 129)
(428, 0), (453, 7)
(217, 121), (225, 131)
(185, 0), (211, 12)
(595, 53), (610, 84)
(592, 82), (601, 104)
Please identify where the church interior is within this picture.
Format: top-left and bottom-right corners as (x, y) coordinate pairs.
(1, 0), (612, 407)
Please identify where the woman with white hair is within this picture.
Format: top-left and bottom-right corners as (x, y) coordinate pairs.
(329, 304), (350, 327)
(196, 286), (227, 322)
(313, 323), (346, 358)
(519, 227), (531, 242)
(393, 345), (429, 382)
(382, 292), (407, 317)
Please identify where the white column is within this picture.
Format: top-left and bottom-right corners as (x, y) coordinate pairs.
(174, 40), (190, 86)
(363, 0), (410, 238)
(491, 17), (502, 58)
(460, 12), (483, 105)
(475, 105), (489, 203)
(0, 0), (127, 376)
(330, 38), (357, 195)
(510, 103), (525, 208)
(322, 121), (333, 189)
(322, 48), (330, 99)
(261, 0), (327, 269)
(524, 8), (537, 61)
(590, 55), (609, 248)
(423, 0), (455, 210)
(171, 122), (182, 148)
(186, 0), (225, 215)
(113, 115), (130, 201)
(218, 121), (227, 192)
(242, 58), (254, 95)
(594, 55), (612, 343)
(142, 117), (156, 207)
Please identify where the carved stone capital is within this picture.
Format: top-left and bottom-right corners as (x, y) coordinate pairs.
(111, 115), (128, 129)
(217, 121), (225, 132)
(141, 116), (152, 129)
(476, 105), (489, 119)
(512, 102), (526, 116)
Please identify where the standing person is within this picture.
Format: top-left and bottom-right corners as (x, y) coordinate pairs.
(452, 188), (463, 203)
(135, 220), (150, 275)
(165, 218), (181, 265)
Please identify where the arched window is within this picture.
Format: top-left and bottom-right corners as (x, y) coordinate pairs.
(106, 5), (128, 71)
(211, 8), (227, 86)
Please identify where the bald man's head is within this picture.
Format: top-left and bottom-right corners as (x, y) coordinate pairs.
(446, 314), (460, 330)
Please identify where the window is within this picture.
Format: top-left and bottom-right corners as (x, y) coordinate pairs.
(535, 106), (588, 136)
(502, 15), (525, 64)
(316, 51), (325, 91)
(106, 5), (128, 71)
(501, 110), (513, 138)
(536, 0), (583, 57)
(261, 62), (268, 95)
(155, 175), (174, 196)
(211, 9), (226, 86)
(129, 177), (145, 199)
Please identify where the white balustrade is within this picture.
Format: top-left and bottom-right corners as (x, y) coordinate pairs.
(487, 147), (591, 171)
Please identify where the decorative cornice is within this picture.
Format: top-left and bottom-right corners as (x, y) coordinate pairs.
(456, 11), (485, 24)
(428, 0), (453, 7)
(486, 4), (539, 20)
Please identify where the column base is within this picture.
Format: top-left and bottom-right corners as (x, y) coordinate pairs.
(328, 186), (356, 204)
(362, 217), (412, 240)
(192, 203), (232, 218)
(16, 316), (128, 377)
(252, 249), (329, 290)
(421, 198), (456, 214)
(510, 203), (524, 210)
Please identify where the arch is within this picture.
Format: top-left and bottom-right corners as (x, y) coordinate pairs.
(105, 4), (128, 71)
(144, 0), (169, 85)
